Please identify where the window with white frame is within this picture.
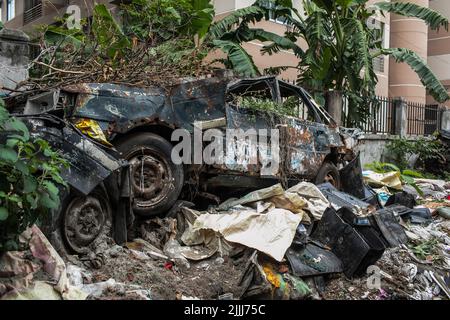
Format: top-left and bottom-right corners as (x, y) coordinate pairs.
(6, 0), (15, 21)
(268, 2), (290, 25)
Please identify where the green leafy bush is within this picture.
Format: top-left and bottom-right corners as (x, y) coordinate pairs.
(120, 0), (214, 42)
(0, 99), (68, 252)
(386, 136), (447, 176)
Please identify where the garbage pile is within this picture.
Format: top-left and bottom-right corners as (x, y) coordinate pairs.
(1, 176), (449, 300)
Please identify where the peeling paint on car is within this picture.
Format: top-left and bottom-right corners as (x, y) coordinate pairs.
(56, 76), (359, 184)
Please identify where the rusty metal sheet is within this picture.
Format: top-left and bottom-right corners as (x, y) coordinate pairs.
(170, 78), (228, 132)
(218, 105), (332, 178)
(283, 118), (329, 177)
(218, 106), (275, 175)
(11, 114), (124, 196)
(57, 76), (359, 184)
(67, 78), (229, 135)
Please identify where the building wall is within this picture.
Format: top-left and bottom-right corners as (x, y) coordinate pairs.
(355, 134), (422, 165)
(211, 0), (305, 82)
(368, 0), (391, 97)
(2, 0), (113, 33)
(2, 0), (448, 108)
(0, 0), (25, 25)
(389, 0), (429, 104)
(427, 0), (450, 108)
(212, 0), (235, 15)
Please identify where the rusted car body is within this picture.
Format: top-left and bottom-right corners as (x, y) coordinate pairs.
(0, 113), (132, 253)
(20, 75), (360, 216)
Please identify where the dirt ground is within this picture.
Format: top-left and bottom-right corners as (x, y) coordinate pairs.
(2, 197), (449, 300)
(90, 246), (249, 300)
(73, 230), (448, 300)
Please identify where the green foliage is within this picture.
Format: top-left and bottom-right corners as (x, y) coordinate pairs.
(212, 40), (260, 77)
(121, 0), (204, 41)
(0, 99), (68, 252)
(149, 38), (209, 74)
(30, 0), (305, 81)
(382, 48), (450, 103)
(208, 6), (265, 39)
(260, 0), (449, 126)
(191, 0), (216, 40)
(374, 2), (448, 31)
(235, 96), (298, 117)
(204, 0), (304, 77)
(386, 136), (446, 172)
(92, 4), (131, 61)
(365, 161), (424, 196)
(43, 24), (86, 48)
(385, 138), (416, 170)
(409, 238), (441, 262)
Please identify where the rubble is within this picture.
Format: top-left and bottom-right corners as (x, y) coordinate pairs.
(1, 161), (449, 300)
(363, 170), (403, 190)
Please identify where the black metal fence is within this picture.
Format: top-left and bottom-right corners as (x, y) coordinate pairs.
(342, 96), (396, 134)
(406, 102), (442, 136)
(362, 96), (395, 134)
(275, 81), (443, 136)
(342, 96), (442, 136)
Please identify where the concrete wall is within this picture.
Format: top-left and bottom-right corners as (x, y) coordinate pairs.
(427, 0), (450, 109)
(356, 135), (392, 165)
(356, 134), (420, 166)
(0, 28), (30, 95)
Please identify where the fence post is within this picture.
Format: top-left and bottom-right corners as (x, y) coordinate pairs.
(325, 90), (343, 126)
(394, 97), (408, 137)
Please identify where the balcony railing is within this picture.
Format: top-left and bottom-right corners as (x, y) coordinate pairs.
(24, 3), (43, 25)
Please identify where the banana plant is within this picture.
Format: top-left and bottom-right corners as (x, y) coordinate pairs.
(205, 0), (305, 77)
(262, 0), (449, 126)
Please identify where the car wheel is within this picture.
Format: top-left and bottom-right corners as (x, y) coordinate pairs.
(315, 161), (341, 189)
(114, 132), (184, 217)
(59, 187), (112, 254)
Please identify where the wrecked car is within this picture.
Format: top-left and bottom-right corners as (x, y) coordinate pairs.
(12, 75), (360, 217)
(0, 113), (132, 254)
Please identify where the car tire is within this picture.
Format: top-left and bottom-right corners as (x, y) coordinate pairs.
(314, 161), (341, 189)
(56, 186), (113, 254)
(114, 132), (184, 217)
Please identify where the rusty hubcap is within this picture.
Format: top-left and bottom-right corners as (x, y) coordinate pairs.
(129, 151), (173, 208)
(64, 196), (107, 253)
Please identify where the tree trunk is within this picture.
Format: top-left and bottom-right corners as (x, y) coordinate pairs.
(325, 90), (343, 126)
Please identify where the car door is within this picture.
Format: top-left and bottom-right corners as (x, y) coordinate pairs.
(277, 81), (332, 179)
(218, 77), (281, 177)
